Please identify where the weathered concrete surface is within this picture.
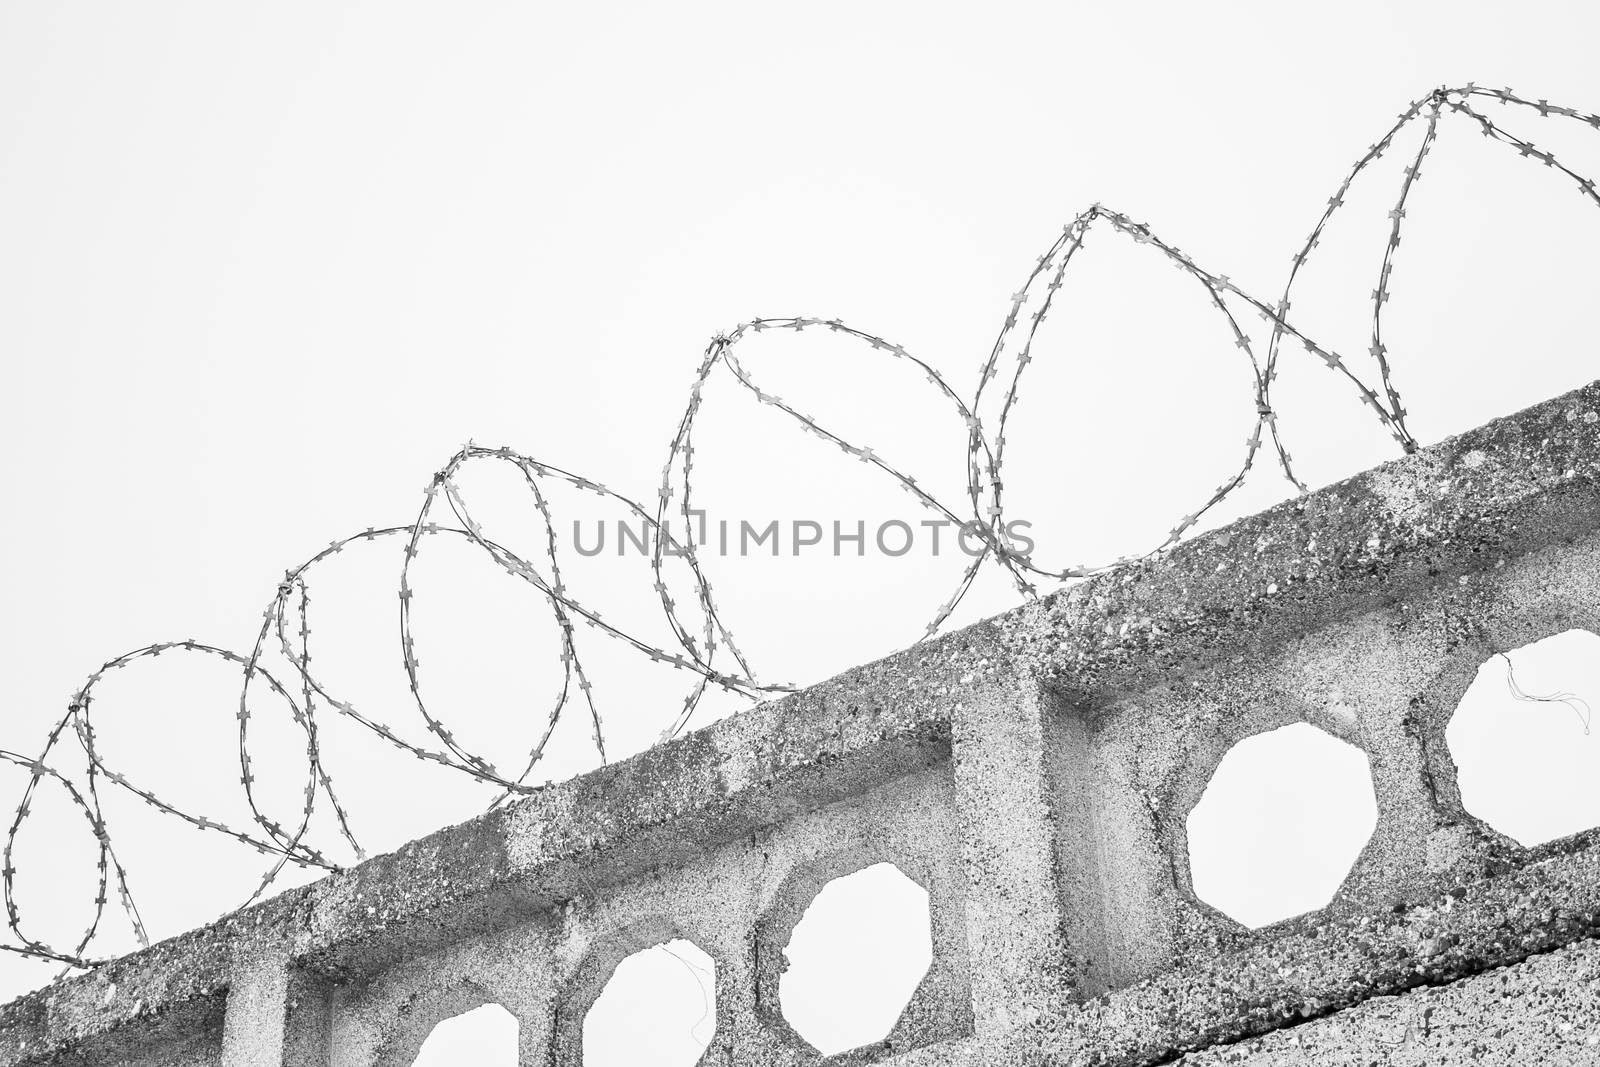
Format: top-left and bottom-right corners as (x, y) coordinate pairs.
(3, 378), (1600, 1065)
(1173, 937), (1600, 1065)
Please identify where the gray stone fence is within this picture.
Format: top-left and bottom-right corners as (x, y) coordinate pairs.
(7, 379), (1600, 1065)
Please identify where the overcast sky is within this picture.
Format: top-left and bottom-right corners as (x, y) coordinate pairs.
(2, 1), (1599, 1058)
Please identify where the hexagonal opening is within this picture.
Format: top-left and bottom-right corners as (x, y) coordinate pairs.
(582, 938), (716, 1067)
(1447, 629), (1600, 847)
(1186, 722), (1377, 928)
(409, 1003), (518, 1066)
(779, 861), (932, 1056)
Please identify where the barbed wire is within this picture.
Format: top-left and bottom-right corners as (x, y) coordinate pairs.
(3, 83), (1597, 974)
(1497, 653), (1595, 735)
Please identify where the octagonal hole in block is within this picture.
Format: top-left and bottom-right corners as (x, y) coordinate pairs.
(410, 1003), (518, 1067)
(1447, 629), (1600, 846)
(1186, 722), (1377, 929)
(779, 861), (933, 1056)
(583, 938), (716, 1067)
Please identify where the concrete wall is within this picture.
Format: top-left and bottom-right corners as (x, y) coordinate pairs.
(6, 379), (1600, 1066)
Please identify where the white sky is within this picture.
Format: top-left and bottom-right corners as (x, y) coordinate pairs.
(3, 1), (1600, 1056)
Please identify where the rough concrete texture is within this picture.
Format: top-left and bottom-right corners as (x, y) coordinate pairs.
(3, 378), (1600, 1065)
(1172, 937), (1600, 1065)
